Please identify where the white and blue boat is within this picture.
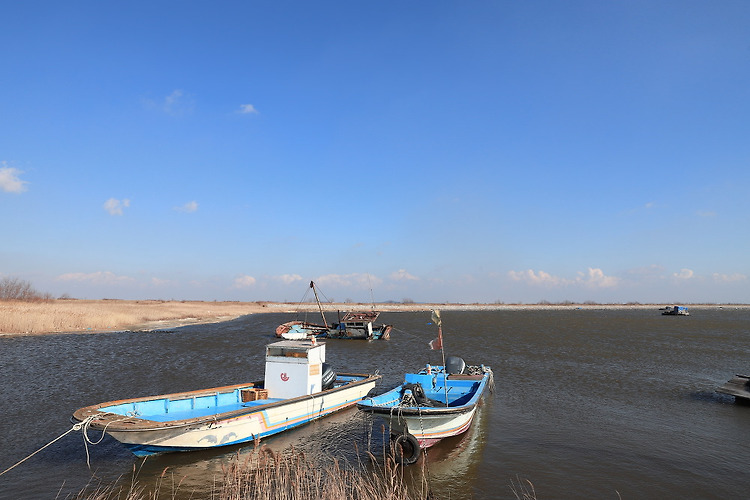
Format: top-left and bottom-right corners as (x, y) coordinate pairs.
(357, 310), (492, 464)
(72, 340), (379, 456)
(357, 356), (493, 464)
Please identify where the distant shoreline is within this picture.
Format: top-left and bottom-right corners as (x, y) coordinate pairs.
(1, 299), (746, 336)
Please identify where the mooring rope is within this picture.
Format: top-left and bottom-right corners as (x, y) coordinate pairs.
(0, 416), (96, 477)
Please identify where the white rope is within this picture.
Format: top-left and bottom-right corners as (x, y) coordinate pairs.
(80, 414), (131, 468)
(0, 416), (95, 477)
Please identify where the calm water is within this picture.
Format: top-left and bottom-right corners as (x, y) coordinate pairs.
(1, 309), (749, 499)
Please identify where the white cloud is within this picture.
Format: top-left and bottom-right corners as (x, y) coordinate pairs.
(712, 272), (747, 283)
(238, 104), (259, 114)
(276, 274), (303, 285)
(578, 268), (619, 288)
(103, 198), (130, 215)
(508, 269), (564, 286)
(389, 269), (419, 282)
(233, 275), (257, 288)
(0, 163), (28, 193)
(163, 89), (194, 116)
(175, 201), (198, 213)
(317, 273), (383, 288)
(673, 268), (694, 280)
(56, 271), (135, 284)
(509, 268), (619, 288)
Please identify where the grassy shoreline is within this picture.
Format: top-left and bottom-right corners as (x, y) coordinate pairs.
(1, 299), (745, 335)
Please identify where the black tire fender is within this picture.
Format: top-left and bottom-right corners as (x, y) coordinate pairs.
(391, 433), (420, 465)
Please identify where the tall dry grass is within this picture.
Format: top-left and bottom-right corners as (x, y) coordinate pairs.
(0, 299), (267, 335)
(75, 445), (429, 500)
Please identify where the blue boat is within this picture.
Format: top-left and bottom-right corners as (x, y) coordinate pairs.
(72, 340), (379, 456)
(357, 356), (493, 464)
(662, 305), (690, 316)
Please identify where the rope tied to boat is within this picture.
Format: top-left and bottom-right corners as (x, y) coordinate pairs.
(0, 416), (96, 478)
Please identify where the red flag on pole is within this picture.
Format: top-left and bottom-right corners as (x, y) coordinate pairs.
(428, 310), (443, 350)
(428, 335), (442, 350)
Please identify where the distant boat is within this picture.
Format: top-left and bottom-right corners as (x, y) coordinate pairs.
(356, 310), (493, 464)
(72, 340), (379, 456)
(276, 281), (392, 340)
(717, 374), (750, 403)
(661, 305), (690, 316)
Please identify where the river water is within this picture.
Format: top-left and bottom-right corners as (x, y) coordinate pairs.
(1, 308), (749, 499)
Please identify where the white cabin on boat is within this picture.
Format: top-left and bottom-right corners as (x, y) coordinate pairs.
(264, 340), (325, 399)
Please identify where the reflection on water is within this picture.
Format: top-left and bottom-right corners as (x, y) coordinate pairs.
(1, 309), (750, 499)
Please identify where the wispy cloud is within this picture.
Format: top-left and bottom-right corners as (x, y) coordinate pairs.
(56, 271), (135, 284)
(509, 268), (619, 288)
(175, 201), (198, 213)
(673, 268), (694, 280)
(317, 273), (382, 288)
(0, 163), (28, 193)
(389, 269), (419, 282)
(712, 272), (746, 283)
(103, 198), (130, 215)
(238, 104), (259, 114)
(233, 275), (257, 288)
(163, 89), (194, 116)
(508, 269), (564, 286)
(275, 274), (303, 285)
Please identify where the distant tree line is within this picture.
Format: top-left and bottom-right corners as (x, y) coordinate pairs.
(0, 277), (53, 301)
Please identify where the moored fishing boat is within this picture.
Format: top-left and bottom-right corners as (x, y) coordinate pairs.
(356, 310), (493, 464)
(276, 281), (392, 340)
(661, 305), (690, 316)
(357, 358), (493, 464)
(72, 340), (379, 456)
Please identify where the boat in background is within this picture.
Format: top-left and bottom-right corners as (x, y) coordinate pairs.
(72, 340), (379, 456)
(276, 281), (392, 340)
(662, 305), (690, 316)
(717, 374), (750, 403)
(356, 310), (493, 464)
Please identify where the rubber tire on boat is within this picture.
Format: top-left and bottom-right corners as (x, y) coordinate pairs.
(321, 363), (336, 390)
(391, 433), (420, 465)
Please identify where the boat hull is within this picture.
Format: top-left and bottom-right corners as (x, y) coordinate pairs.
(74, 374), (379, 456)
(357, 366), (492, 450)
(383, 406), (479, 448)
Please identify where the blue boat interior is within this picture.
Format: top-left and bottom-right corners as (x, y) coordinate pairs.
(362, 366), (485, 409)
(403, 372), (481, 406)
(100, 376), (364, 422)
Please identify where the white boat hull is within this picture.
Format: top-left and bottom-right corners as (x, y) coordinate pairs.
(386, 406), (479, 448)
(75, 375), (378, 456)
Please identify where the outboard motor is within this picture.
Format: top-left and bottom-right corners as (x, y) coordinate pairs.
(445, 356), (466, 375)
(321, 363), (336, 390)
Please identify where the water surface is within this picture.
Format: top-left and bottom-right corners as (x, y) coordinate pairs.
(1, 309), (748, 499)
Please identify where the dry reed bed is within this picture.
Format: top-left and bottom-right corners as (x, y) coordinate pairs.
(0, 300), (268, 335)
(76, 446), (429, 500)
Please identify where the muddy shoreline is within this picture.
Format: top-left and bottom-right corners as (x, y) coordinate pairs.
(2, 299), (746, 336)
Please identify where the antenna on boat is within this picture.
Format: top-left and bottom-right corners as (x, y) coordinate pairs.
(310, 281), (329, 328)
(430, 310), (450, 407)
(367, 272), (375, 311)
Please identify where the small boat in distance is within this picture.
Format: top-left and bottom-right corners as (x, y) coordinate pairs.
(356, 310), (493, 464)
(72, 340), (379, 456)
(276, 281), (392, 340)
(717, 374), (750, 403)
(661, 305), (690, 316)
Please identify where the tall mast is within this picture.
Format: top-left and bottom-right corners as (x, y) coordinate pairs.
(310, 281), (329, 328)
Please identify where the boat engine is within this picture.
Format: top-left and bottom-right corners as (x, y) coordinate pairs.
(321, 363), (336, 390)
(445, 356), (466, 375)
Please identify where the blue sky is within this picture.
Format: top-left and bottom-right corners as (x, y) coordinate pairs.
(2, 1), (749, 304)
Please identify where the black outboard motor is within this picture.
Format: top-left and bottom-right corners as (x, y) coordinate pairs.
(445, 356), (466, 375)
(321, 363), (336, 390)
